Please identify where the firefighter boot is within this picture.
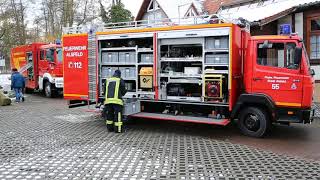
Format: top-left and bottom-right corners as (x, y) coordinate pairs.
(106, 120), (114, 132)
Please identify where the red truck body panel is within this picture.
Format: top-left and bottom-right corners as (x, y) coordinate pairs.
(244, 36), (314, 109)
(38, 44), (63, 78)
(11, 43), (45, 89)
(62, 34), (89, 100)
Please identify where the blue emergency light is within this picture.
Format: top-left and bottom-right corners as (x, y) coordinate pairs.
(55, 39), (61, 45)
(280, 24), (292, 35)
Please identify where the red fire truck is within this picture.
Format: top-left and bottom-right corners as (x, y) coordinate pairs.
(62, 18), (315, 137)
(11, 43), (63, 97)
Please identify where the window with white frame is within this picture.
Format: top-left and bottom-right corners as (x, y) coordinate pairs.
(309, 16), (320, 60)
(148, 0), (159, 12)
(185, 8), (196, 17)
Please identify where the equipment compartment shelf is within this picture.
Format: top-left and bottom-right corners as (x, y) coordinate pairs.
(160, 58), (202, 62)
(101, 47), (137, 51)
(167, 96), (202, 102)
(204, 70), (229, 74)
(138, 50), (153, 53)
(204, 64), (229, 67)
(167, 78), (202, 84)
(160, 73), (202, 78)
(123, 92), (137, 98)
(204, 49), (229, 53)
(101, 77), (137, 80)
(138, 63), (154, 65)
(101, 63), (136, 66)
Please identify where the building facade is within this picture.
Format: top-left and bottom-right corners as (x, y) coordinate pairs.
(135, 0), (204, 23)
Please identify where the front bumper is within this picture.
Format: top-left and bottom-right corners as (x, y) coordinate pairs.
(53, 78), (64, 88)
(276, 108), (314, 124)
(301, 108), (315, 124)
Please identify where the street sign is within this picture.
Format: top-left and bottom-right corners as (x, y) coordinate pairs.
(0, 59), (5, 67)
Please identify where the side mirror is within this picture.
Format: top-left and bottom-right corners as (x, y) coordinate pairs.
(310, 69), (315, 76)
(294, 47), (302, 65)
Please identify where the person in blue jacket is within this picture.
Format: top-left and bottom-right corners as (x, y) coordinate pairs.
(11, 68), (25, 102)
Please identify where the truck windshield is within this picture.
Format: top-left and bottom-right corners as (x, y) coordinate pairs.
(57, 48), (63, 63)
(46, 49), (55, 62)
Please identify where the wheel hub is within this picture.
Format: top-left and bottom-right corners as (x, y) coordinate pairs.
(245, 114), (260, 131)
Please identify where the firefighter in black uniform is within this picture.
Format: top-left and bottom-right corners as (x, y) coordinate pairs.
(104, 70), (127, 133)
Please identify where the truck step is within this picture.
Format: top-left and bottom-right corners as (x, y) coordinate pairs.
(130, 112), (230, 126)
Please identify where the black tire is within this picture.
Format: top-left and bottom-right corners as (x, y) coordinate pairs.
(44, 82), (53, 98)
(25, 88), (33, 94)
(238, 107), (270, 138)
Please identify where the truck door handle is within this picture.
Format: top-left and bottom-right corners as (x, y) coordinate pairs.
(253, 77), (262, 81)
(293, 79), (300, 82)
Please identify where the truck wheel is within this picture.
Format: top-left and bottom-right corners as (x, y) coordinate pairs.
(44, 82), (53, 98)
(25, 88), (33, 94)
(238, 107), (270, 138)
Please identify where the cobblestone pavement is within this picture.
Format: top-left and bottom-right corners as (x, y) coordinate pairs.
(0, 95), (319, 179)
(314, 103), (320, 117)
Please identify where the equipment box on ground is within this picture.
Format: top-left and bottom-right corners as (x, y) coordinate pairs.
(123, 98), (140, 116)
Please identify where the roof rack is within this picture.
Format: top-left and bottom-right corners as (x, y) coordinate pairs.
(62, 14), (250, 35)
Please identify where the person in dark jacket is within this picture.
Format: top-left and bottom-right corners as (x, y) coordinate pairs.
(11, 68), (25, 102)
(104, 70), (127, 133)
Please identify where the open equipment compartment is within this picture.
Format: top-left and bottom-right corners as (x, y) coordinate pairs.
(157, 30), (231, 104)
(203, 34), (230, 103)
(158, 37), (204, 102)
(98, 33), (155, 102)
(97, 26), (232, 119)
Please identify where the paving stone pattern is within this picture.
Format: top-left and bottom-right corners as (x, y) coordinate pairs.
(0, 96), (319, 179)
(314, 103), (320, 118)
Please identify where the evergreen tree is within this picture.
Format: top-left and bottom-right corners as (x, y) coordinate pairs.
(100, 2), (132, 23)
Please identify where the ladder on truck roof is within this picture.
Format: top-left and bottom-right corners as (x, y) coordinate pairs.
(18, 62), (33, 73)
(62, 14), (250, 35)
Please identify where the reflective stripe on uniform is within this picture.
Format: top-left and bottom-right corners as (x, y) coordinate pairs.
(114, 122), (123, 126)
(106, 120), (113, 125)
(104, 77), (123, 105)
(105, 98), (123, 105)
(115, 112), (122, 132)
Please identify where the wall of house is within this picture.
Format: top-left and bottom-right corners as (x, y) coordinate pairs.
(277, 15), (292, 34)
(142, 9), (168, 23)
(303, 8), (320, 102)
(251, 21), (278, 36)
(274, 13), (303, 37)
(295, 12), (304, 38)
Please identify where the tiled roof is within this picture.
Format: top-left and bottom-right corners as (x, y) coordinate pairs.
(218, 0), (320, 24)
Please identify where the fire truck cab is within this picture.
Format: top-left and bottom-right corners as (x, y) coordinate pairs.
(11, 42), (63, 97)
(62, 17), (314, 137)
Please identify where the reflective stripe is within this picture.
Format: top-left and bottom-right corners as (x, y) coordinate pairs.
(114, 122), (123, 126)
(114, 80), (120, 101)
(105, 98), (123, 105)
(114, 112), (122, 132)
(106, 120), (113, 125)
(104, 77), (123, 105)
